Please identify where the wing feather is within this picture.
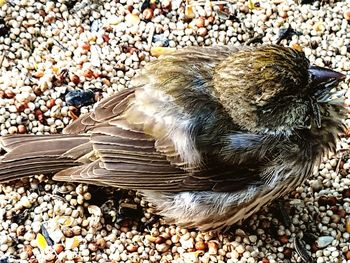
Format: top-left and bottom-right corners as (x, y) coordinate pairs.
(52, 46), (261, 192)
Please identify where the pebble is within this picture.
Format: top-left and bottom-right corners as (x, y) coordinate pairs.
(317, 236), (334, 248)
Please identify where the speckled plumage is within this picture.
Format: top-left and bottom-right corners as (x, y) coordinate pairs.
(0, 45), (346, 230)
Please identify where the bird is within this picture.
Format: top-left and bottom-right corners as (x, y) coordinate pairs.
(0, 45), (347, 231)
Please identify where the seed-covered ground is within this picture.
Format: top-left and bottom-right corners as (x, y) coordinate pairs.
(0, 0), (350, 262)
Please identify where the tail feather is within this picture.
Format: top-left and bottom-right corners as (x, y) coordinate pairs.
(0, 134), (91, 183)
(1, 136), (89, 162)
(1, 134), (67, 151)
(61, 142), (94, 162)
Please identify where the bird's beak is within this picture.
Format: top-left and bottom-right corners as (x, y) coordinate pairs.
(308, 65), (346, 101)
(309, 65), (345, 89)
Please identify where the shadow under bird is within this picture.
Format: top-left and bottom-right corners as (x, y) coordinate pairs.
(0, 45), (347, 230)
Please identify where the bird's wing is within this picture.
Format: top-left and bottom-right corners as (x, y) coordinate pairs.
(54, 46), (263, 191)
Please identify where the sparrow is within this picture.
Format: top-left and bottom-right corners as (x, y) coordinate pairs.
(0, 45), (346, 231)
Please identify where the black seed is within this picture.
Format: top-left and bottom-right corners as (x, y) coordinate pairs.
(41, 225), (54, 247)
(0, 19), (10, 37)
(276, 25), (302, 45)
(65, 89), (95, 108)
(140, 0), (151, 12)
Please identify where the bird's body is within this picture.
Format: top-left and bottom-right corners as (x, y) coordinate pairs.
(0, 45), (346, 230)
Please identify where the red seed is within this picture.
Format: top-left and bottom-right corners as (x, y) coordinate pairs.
(195, 240), (206, 250)
(45, 15), (56, 23)
(96, 238), (106, 249)
(102, 34), (110, 43)
(155, 236), (165, 244)
(143, 8), (153, 20)
(18, 125), (27, 134)
(35, 109), (44, 122)
(342, 188), (350, 198)
(279, 235), (289, 244)
(126, 244), (137, 252)
(161, 0), (171, 9)
(38, 9), (47, 17)
(283, 247), (292, 258)
(82, 42), (90, 51)
(4, 89), (15, 98)
(311, 243), (319, 253)
(55, 244), (64, 254)
(77, 26), (84, 33)
(197, 27), (208, 37)
(83, 69), (94, 78)
(46, 98), (55, 109)
(318, 196), (337, 206)
(196, 17), (205, 28)
(15, 101), (28, 112)
(71, 75), (80, 85)
(345, 251), (350, 260)
(207, 16), (215, 24)
(344, 10), (350, 21)
(24, 245), (33, 257)
(338, 209), (346, 218)
(126, 5), (134, 13)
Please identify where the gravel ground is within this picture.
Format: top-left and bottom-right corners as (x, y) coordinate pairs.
(0, 0), (350, 262)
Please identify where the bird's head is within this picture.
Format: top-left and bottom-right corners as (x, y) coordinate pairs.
(213, 45), (346, 135)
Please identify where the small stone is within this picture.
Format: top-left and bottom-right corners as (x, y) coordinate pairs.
(316, 236), (334, 248)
